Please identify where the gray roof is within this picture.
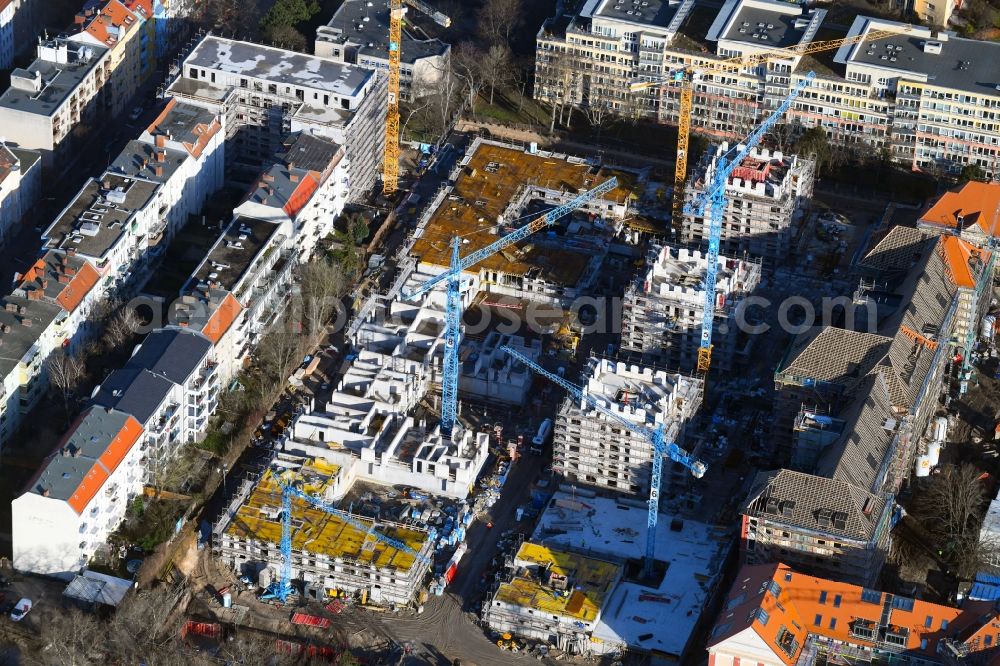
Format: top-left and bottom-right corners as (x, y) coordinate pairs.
(279, 132), (342, 173)
(320, 0), (449, 63)
(64, 570), (131, 607)
(860, 225), (932, 273)
(126, 328), (211, 386)
(29, 407), (136, 503)
(743, 468), (888, 542)
(109, 140), (187, 184)
(815, 373), (896, 493)
(43, 172), (159, 260)
(0, 40), (109, 117)
(591, 0), (679, 29)
(91, 367), (174, 426)
(186, 36), (372, 98)
(717, 4), (804, 48)
(776, 326), (892, 388)
(0, 294), (62, 378)
(189, 216), (282, 292)
(845, 25), (1000, 97)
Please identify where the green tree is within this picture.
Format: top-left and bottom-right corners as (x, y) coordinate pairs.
(350, 213), (369, 245)
(259, 0), (320, 30)
(262, 23), (308, 51)
(960, 163), (987, 183)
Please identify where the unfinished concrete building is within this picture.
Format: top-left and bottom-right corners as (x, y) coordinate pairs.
(682, 145), (814, 263)
(553, 359), (702, 495)
(214, 467), (434, 605)
(621, 244), (761, 374)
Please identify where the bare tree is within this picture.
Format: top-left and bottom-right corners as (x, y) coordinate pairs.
(46, 349), (86, 420)
(256, 319), (305, 396)
(298, 257), (348, 346)
(913, 463), (990, 578)
(477, 0), (522, 46)
(452, 43), (485, 116)
(480, 43), (513, 106)
(105, 301), (142, 348)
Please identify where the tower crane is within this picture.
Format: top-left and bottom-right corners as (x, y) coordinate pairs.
(402, 178), (618, 440)
(263, 476), (433, 603)
(383, 0), (451, 197)
(686, 73), (815, 374)
(629, 25), (912, 228)
(500, 345), (705, 578)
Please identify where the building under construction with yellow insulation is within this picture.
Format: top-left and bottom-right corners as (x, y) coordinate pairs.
(213, 463), (434, 605)
(484, 542), (621, 653)
(410, 138), (636, 305)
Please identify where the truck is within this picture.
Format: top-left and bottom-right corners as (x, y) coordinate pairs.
(444, 544), (467, 586)
(530, 419), (553, 455)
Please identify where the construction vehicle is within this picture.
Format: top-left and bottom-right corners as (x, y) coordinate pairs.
(401, 178), (617, 440)
(500, 345), (705, 579)
(383, 0), (451, 196)
(260, 475), (433, 603)
(630, 25), (913, 230)
(684, 73), (815, 373)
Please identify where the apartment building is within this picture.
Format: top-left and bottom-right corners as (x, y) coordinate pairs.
(914, 0), (959, 28)
(621, 244), (762, 373)
(0, 0), (32, 68)
(0, 143), (41, 246)
(91, 328), (216, 476)
(232, 132), (348, 263)
(315, 0), (450, 101)
(0, 252), (102, 447)
(750, 227), (985, 586)
(165, 35), (387, 198)
(707, 562), (1000, 665)
(69, 0), (155, 117)
(214, 466), (435, 605)
(553, 358), (702, 495)
(536, 0), (1000, 178)
(12, 407), (145, 577)
(682, 145), (815, 263)
(0, 38), (111, 169)
(917, 180), (1000, 244)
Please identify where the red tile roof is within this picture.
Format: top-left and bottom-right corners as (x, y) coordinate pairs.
(67, 414), (143, 514)
(201, 292), (242, 345)
(921, 181), (1000, 237)
(56, 261), (101, 313)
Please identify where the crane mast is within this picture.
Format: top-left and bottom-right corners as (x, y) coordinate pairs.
(403, 178), (618, 439)
(500, 345), (705, 578)
(382, 0), (403, 196)
(688, 73), (815, 373)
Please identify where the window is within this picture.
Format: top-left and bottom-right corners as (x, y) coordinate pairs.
(861, 588), (882, 604)
(829, 617), (837, 630)
(987, 635), (994, 647)
(941, 619), (949, 629)
(818, 591), (827, 604)
(833, 595), (842, 608)
(924, 615), (933, 628)
(814, 614), (822, 626)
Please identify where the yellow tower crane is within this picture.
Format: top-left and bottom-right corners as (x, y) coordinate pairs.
(630, 25), (912, 228)
(382, 0), (451, 197)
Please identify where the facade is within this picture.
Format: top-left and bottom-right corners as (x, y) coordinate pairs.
(621, 244), (762, 373)
(165, 35), (387, 198)
(0, 144), (41, 246)
(315, 0), (450, 101)
(552, 358), (702, 495)
(0, 38), (111, 169)
(536, 0), (1000, 178)
(707, 562), (1000, 665)
(214, 466), (435, 605)
(913, 0), (959, 28)
(0, 252), (102, 447)
(12, 407), (145, 577)
(70, 0), (155, 117)
(682, 145), (815, 262)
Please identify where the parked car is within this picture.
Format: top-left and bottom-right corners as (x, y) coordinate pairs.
(10, 598), (31, 621)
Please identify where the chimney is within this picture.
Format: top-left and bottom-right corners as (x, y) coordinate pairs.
(263, 173), (274, 183)
(74, 13), (86, 25)
(155, 134), (166, 149)
(27, 290), (42, 301)
(103, 178), (111, 189)
(156, 150), (166, 162)
(290, 173), (300, 182)
(12, 272), (20, 284)
(154, 165), (164, 178)
(65, 265), (76, 275)
(22, 317), (32, 327)
(67, 248), (77, 257)
(40, 279), (48, 290)
(57, 274), (71, 284)
(142, 158), (148, 170)
(41, 489), (50, 497)
(287, 161), (295, 170)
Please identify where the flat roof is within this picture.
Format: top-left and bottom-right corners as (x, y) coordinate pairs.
(494, 543), (619, 622)
(44, 172), (159, 260)
(225, 469), (428, 572)
(320, 0), (449, 63)
(189, 216), (282, 292)
(591, 0), (678, 29)
(720, 4), (803, 48)
(0, 40), (108, 117)
(0, 295), (62, 378)
(412, 142), (632, 283)
(110, 140), (187, 183)
(186, 36), (372, 98)
(533, 491), (729, 656)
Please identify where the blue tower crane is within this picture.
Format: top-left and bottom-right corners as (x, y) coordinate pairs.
(263, 476), (433, 603)
(687, 73), (816, 374)
(401, 177), (618, 439)
(500, 345), (705, 578)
